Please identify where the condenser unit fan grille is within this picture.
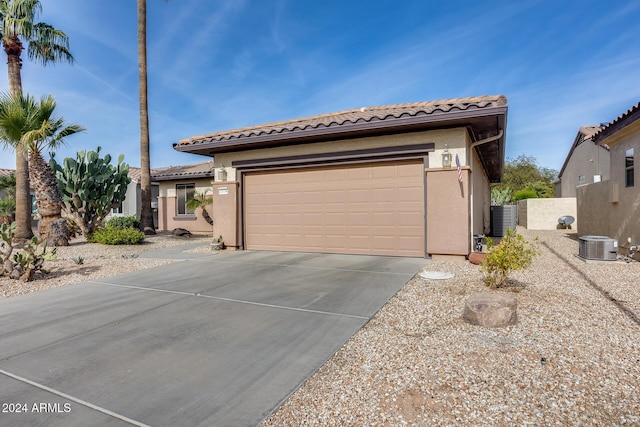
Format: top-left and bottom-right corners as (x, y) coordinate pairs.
(578, 236), (618, 261)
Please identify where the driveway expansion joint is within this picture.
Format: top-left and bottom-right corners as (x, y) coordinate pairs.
(89, 281), (370, 320)
(0, 369), (150, 427)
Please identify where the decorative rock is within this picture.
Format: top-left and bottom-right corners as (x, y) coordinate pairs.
(171, 228), (192, 237)
(463, 292), (517, 328)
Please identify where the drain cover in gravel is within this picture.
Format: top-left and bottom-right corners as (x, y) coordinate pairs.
(420, 271), (454, 280)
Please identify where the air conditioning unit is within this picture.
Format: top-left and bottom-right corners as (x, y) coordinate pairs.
(578, 236), (618, 261)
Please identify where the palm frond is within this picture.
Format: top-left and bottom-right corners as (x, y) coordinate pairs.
(28, 22), (74, 66)
(1, 0), (40, 39)
(0, 91), (84, 155)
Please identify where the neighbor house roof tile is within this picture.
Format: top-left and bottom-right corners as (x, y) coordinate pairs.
(150, 162), (214, 181)
(593, 101), (640, 143)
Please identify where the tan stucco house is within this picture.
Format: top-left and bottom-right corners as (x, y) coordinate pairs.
(555, 125), (609, 197)
(152, 162), (215, 233)
(174, 95), (508, 259)
(109, 167), (160, 226)
(577, 101), (640, 253)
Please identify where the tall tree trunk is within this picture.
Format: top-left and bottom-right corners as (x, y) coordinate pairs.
(5, 36), (34, 242)
(29, 151), (68, 246)
(201, 207), (214, 226)
(137, 0), (155, 235)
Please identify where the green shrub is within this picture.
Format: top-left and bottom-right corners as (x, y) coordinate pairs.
(480, 229), (538, 288)
(514, 189), (538, 202)
(88, 226), (145, 245)
(106, 215), (140, 230)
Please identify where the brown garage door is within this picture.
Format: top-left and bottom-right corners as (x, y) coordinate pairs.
(244, 160), (424, 256)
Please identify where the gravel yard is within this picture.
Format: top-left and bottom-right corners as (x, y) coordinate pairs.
(1, 228), (639, 425)
(262, 228), (640, 426)
(0, 232), (212, 299)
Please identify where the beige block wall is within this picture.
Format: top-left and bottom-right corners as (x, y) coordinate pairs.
(576, 181), (610, 237)
(517, 198), (577, 230)
(577, 121), (640, 252)
(156, 178), (214, 233)
(560, 142), (609, 198)
(577, 174), (639, 247)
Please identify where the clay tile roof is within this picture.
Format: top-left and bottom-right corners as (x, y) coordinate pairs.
(578, 125), (603, 141)
(128, 167), (142, 182)
(176, 95), (507, 148)
(593, 101), (640, 143)
(127, 166), (165, 182)
(150, 161), (214, 181)
(0, 168), (14, 177)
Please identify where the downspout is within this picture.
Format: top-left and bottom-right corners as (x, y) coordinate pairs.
(470, 129), (504, 149)
(469, 129), (504, 247)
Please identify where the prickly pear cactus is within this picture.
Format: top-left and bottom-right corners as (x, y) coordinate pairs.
(50, 147), (132, 236)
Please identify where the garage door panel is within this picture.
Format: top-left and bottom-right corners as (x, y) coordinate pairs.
(372, 212), (395, 226)
(399, 236), (423, 251)
(244, 161), (424, 257)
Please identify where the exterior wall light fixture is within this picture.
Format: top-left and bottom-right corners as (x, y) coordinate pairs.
(442, 144), (452, 168)
(217, 164), (227, 182)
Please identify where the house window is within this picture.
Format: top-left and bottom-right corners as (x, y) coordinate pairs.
(176, 183), (195, 215)
(112, 202), (123, 214)
(578, 175), (585, 185)
(626, 148), (634, 188)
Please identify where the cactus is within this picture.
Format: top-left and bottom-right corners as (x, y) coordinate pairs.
(1, 223), (56, 281)
(50, 147), (132, 236)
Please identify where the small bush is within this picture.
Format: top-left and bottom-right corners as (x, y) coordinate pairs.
(88, 226), (145, 245)
(514, 189), (538, 202)
(106, 215), (140, 230)
(481, 229), (538, 288)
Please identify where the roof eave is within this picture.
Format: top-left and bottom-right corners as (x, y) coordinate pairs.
(594, 104), (640, 144)
(151, 172), (214, 182)
(174, 106), (508, 157)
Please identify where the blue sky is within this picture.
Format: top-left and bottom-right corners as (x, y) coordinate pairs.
(1, 0), (639, 172)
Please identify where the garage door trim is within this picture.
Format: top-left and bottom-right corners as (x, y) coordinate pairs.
(232, 142), (434, 170)
(237, 151), (430, 257)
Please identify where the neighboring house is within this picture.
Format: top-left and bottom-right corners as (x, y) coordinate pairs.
(577, 101), (640, 251)
(109, 167), (160, 227)
(152, 162), (215, 233)
(555, 125), (609, 197)
(174, 95), (508, 260)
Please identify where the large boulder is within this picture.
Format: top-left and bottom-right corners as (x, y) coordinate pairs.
(463, 293), (517, 328)
(171, 228), (192, 237)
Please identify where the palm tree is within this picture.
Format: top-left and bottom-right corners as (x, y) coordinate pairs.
(0, 93), (84, 246)
(137, 0), (155, 235)
(0, 0), (73, 242)
(186, 190), (214, 226)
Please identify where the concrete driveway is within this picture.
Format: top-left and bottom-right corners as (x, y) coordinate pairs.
(0, 250), (426, 427)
